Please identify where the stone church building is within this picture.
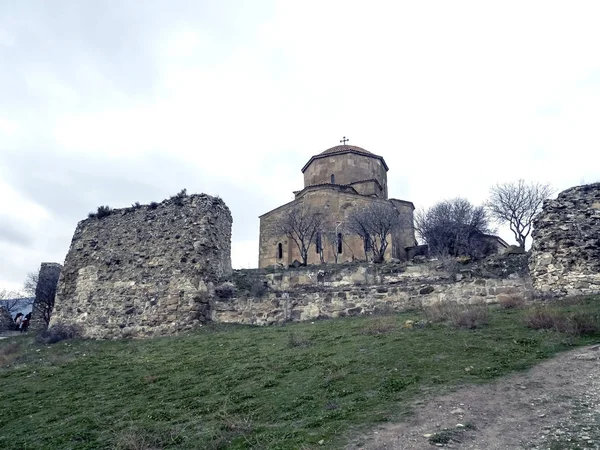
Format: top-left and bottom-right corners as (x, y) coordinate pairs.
(258, 144), (417, 267)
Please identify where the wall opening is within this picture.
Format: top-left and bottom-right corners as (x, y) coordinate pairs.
(315, 232), (322, 253)
(331, 174), (335, 184)
(277, 243), (283, 259)
(337, 233), (343, 254)
(364, 234), (371, 252)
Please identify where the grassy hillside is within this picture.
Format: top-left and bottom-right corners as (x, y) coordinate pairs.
(1, 296), (599, 449)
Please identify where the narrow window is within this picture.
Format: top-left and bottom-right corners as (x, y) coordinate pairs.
(365, 233), (371, 251)
(331, 174), (335, 184)
(337, 233), (343, 254)
(277, 243), (283, 259)
(315, 232), (322, 253)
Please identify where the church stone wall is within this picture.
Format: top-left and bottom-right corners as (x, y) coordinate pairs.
(259, 188), (414, 268)
(50, 194), (232, 339)
(303, 153), (388, 198)
(530, 183), (600, 297)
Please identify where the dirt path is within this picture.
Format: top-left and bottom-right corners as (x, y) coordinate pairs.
(348, 345), (600, 450)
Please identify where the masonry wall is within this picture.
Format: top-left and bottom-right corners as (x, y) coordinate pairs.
(0, 306), (13, 332)
(30, 262), (62, 331)
(259, 189), (415, 268)
(303, 152), (388, 198)
(214, 256), (532, 325)
(51, 194), (232, 339)
(530, 182), (600, 296)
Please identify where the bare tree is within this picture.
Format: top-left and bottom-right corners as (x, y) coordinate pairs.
(322, 228), (349, 264)
(0, 289), (25, 317)
(272, 205), (324, 266)
(347, 202), (403, 263)
(24, 268), (60, 327)
(486, 179), (554, 249)
(415, 198), (493, 258)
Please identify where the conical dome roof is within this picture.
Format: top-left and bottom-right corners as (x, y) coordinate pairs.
(321, 145), (372, 155)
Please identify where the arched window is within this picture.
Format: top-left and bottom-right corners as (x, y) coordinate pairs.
(331, 174), (335, 184)
(364, 233), (371, 251)
(315, 232), (322, 253)
(277, 243), (283, 259)
(337, 233), (343, 254)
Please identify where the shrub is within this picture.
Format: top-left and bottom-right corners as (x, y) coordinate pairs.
(498, 294), (525, 309)
(215, 283), (236, 299)
(0, 342), (21, 367)
(525, 308), (562, 330)
(567, 312), (600, 336)
(361, 316), (397, 335)
(149, 201), (159, 210)
(36, 323), (81, 344)
(250, 281), (268, 298)
(424, 303), (461, 323)
(449, 306), (489, 329)
(170, 189), (187, 206)
(95, 205), (112, 219)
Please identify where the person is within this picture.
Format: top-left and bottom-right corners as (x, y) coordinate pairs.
(14, 313), (23, 331)
(21, 313), (31, 332)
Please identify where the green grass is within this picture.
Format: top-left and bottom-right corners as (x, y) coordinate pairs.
(1, 296), (600, 449)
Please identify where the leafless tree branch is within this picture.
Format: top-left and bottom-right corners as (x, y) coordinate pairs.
(415, 198), (493, 258)
(272, 205), (324, 266)
(486, 179), (554, 248)
(347, 202), (403, 263)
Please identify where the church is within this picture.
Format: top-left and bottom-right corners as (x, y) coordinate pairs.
(258, 143), (418, 268)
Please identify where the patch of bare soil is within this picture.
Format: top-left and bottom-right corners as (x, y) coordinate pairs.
(348, 345), (600, 450)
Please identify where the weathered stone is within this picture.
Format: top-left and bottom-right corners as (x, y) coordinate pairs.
(419, 286), (435, 295)
(50, 194), (232, 339)
(0, 306), (14, 332)
(530, 183), (600, 296)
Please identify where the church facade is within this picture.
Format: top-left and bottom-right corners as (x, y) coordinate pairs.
(258, 144), (417, 268)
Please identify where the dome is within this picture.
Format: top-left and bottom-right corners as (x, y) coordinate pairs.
(321, 145), (373, 156)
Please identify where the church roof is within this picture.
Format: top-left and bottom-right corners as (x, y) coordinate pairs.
(321, 145), (373, 155)
(302, 145), (389, 173)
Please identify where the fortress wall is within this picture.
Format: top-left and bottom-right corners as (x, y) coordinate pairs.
(50, 194), (232, 339)
(214, 257), (531, 325)
(529, 183), (600, 297)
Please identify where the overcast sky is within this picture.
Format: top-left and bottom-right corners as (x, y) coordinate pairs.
(1, 1), (600, 291)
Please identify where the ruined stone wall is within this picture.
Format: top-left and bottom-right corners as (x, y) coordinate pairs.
(51, 194), (232, 339)
(30, 262), (62, 331)
(0, 306), (14, 332)
(530, 183), (600, 297)
(214, 257), (531, 325)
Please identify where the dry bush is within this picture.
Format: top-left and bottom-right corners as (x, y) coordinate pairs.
(250, 281), (268, 298)
(554, 312), (600, 336)
(525, 308), (563, 330)
(498, 294), (525, 309)
(525, 307), (599, 336)
(113, 428), (163, 450)
(36, 323), (81, 344)
(424, 303), (489, 329)
(424, 303), (461, 323)
(0, 342), (21, 367)
(215, 282), (236, 299)
(361, 316), (397, 335)
(448, 306), (489, 329)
